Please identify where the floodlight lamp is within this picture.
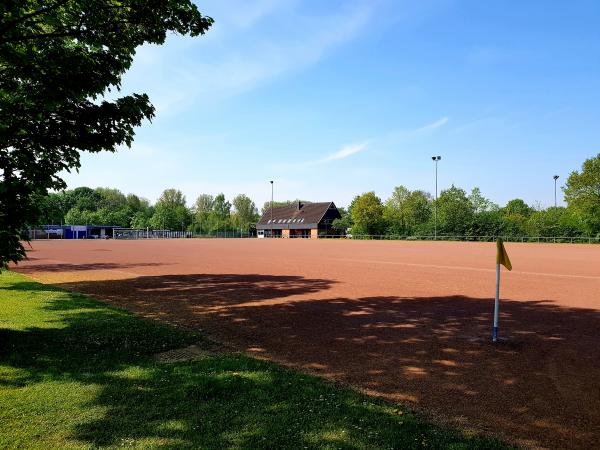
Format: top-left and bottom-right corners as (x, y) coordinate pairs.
(553, 175), (559, 180)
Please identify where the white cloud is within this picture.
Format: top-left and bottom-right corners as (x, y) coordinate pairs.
(414, 117), (449, 133)
(118, 1), (378, 116)
(321, 143), (369, 163)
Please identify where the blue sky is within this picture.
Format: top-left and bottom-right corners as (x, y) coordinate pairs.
(62, 0), (600, 209)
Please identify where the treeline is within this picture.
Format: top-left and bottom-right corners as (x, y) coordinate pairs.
(334, 187), (595, 238)
(36, 153), (599, 238)
(37, 188), (260, 234)
(335, 153), (600, 238)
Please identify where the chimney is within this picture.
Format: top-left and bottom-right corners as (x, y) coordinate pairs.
(297, 200), (303, 210)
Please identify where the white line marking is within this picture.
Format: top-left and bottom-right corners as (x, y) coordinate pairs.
(333, 258), (600, 281)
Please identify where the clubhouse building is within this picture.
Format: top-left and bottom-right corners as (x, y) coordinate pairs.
(256, 201), (342, 238)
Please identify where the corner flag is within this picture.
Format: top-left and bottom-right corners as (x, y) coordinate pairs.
(496, 238), (512, 271)
(493, 238), (512, 342)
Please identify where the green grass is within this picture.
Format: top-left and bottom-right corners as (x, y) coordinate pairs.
(0, 271), (511, 449)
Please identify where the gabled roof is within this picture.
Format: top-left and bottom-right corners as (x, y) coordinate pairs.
(257, 202), (339, 229)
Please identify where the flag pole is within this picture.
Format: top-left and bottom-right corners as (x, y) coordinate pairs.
(493, 262), (500, 342)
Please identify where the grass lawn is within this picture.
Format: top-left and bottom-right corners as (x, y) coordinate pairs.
(0, 271), (511, 449)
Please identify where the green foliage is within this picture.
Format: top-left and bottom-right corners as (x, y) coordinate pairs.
(64, 187), (102, 212)
(436, 186), (474, 235)
(231, 194), (258, 230)
(331, 207), (352, 234)
(468, 210), (505, 237)
(563, 153), (600, 235)
(526, 207), (586, 237)
(503, 199), (533, 217)
(468, 188), (496, 213)
(36, 187), (153, 228)
(64, 207), (97, 226)
(36, 192), (68, 225)
(0, 1), (213, 267)
(206, 193), (232, 232)
(384, 186), (432, 235)
(95, 187), (127, 211)
(149, 189), (190, 231)
(351, 192), (386, 235)
(261, 200), (312, 215)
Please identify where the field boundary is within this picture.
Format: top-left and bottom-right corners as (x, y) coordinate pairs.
(318, 234), (600, 244)
(27, 228), (600, 243)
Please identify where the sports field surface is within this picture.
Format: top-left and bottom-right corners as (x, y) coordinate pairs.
(14, 239), (600, 449)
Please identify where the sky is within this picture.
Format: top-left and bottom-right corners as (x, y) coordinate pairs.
(62, 0), (600, 209)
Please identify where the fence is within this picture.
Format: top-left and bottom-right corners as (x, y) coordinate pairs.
(113, 229), (254, 239)
(113, 229), (194, 239)
(317, 234), (600, 244)
(28, 229), (63, 240)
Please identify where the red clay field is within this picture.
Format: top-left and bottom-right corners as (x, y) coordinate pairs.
(13, 239), (600, 449)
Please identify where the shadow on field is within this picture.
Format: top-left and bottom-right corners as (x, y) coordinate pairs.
(0, 276), (507, 449)
(54, 273), (336, 328)
(51, 274), (600, 450)
(16, 261), (169, 273)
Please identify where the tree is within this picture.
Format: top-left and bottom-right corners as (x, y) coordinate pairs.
(0, 2), (213, 267)
(499, 199), (532, 237)
(209, 193), (231, 232)
(231, 194), (258, 230)
(332, 207), (353, 234)
(96, 187), (127, 211)
(436, 186), (473, 235)
(563, 153), (600, 235)
(130, 210), (152, 230)
(261, 200), (311, 215)
(526, 207), (586, 237)
(404, 190), (432, 229)
(468, 210), (505, 237)
(64, 187), (102, 212)
(36, 192), (68, 225)
(193, 194), (214, 233)
(150, 189), (190, 230)
(157, 189), (187, 208)
(351, 192), (386, 235)
(468, 187), (495, 213)
(194, 194), (214, 215)
(64, 207), (99, 226)
(384, 186), (432, 235)
(384, 186), (411, 234)
(503, 199), (533, 217)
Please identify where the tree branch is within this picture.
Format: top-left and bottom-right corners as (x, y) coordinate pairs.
(0, 0), (71, 34)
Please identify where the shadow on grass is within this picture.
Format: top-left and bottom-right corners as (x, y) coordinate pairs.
(1, 275), (508, 449)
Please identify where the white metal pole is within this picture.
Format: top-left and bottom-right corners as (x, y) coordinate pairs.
(270, 180), (274, 238)
(493, 263), (500, 342)
(435, 160), (438, 240)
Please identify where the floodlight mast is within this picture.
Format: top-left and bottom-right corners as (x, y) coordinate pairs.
(432, 156), (441, 240)
(553, 175), (559, 208)
(270, 180), (274, 238)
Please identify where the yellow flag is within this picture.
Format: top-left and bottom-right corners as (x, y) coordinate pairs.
(496, 238), (512, 271)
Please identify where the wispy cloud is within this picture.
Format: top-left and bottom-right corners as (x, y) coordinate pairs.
(321, 143), (369, 163)
(414, 116), (449, 133)
(120, 1), (378, 116)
